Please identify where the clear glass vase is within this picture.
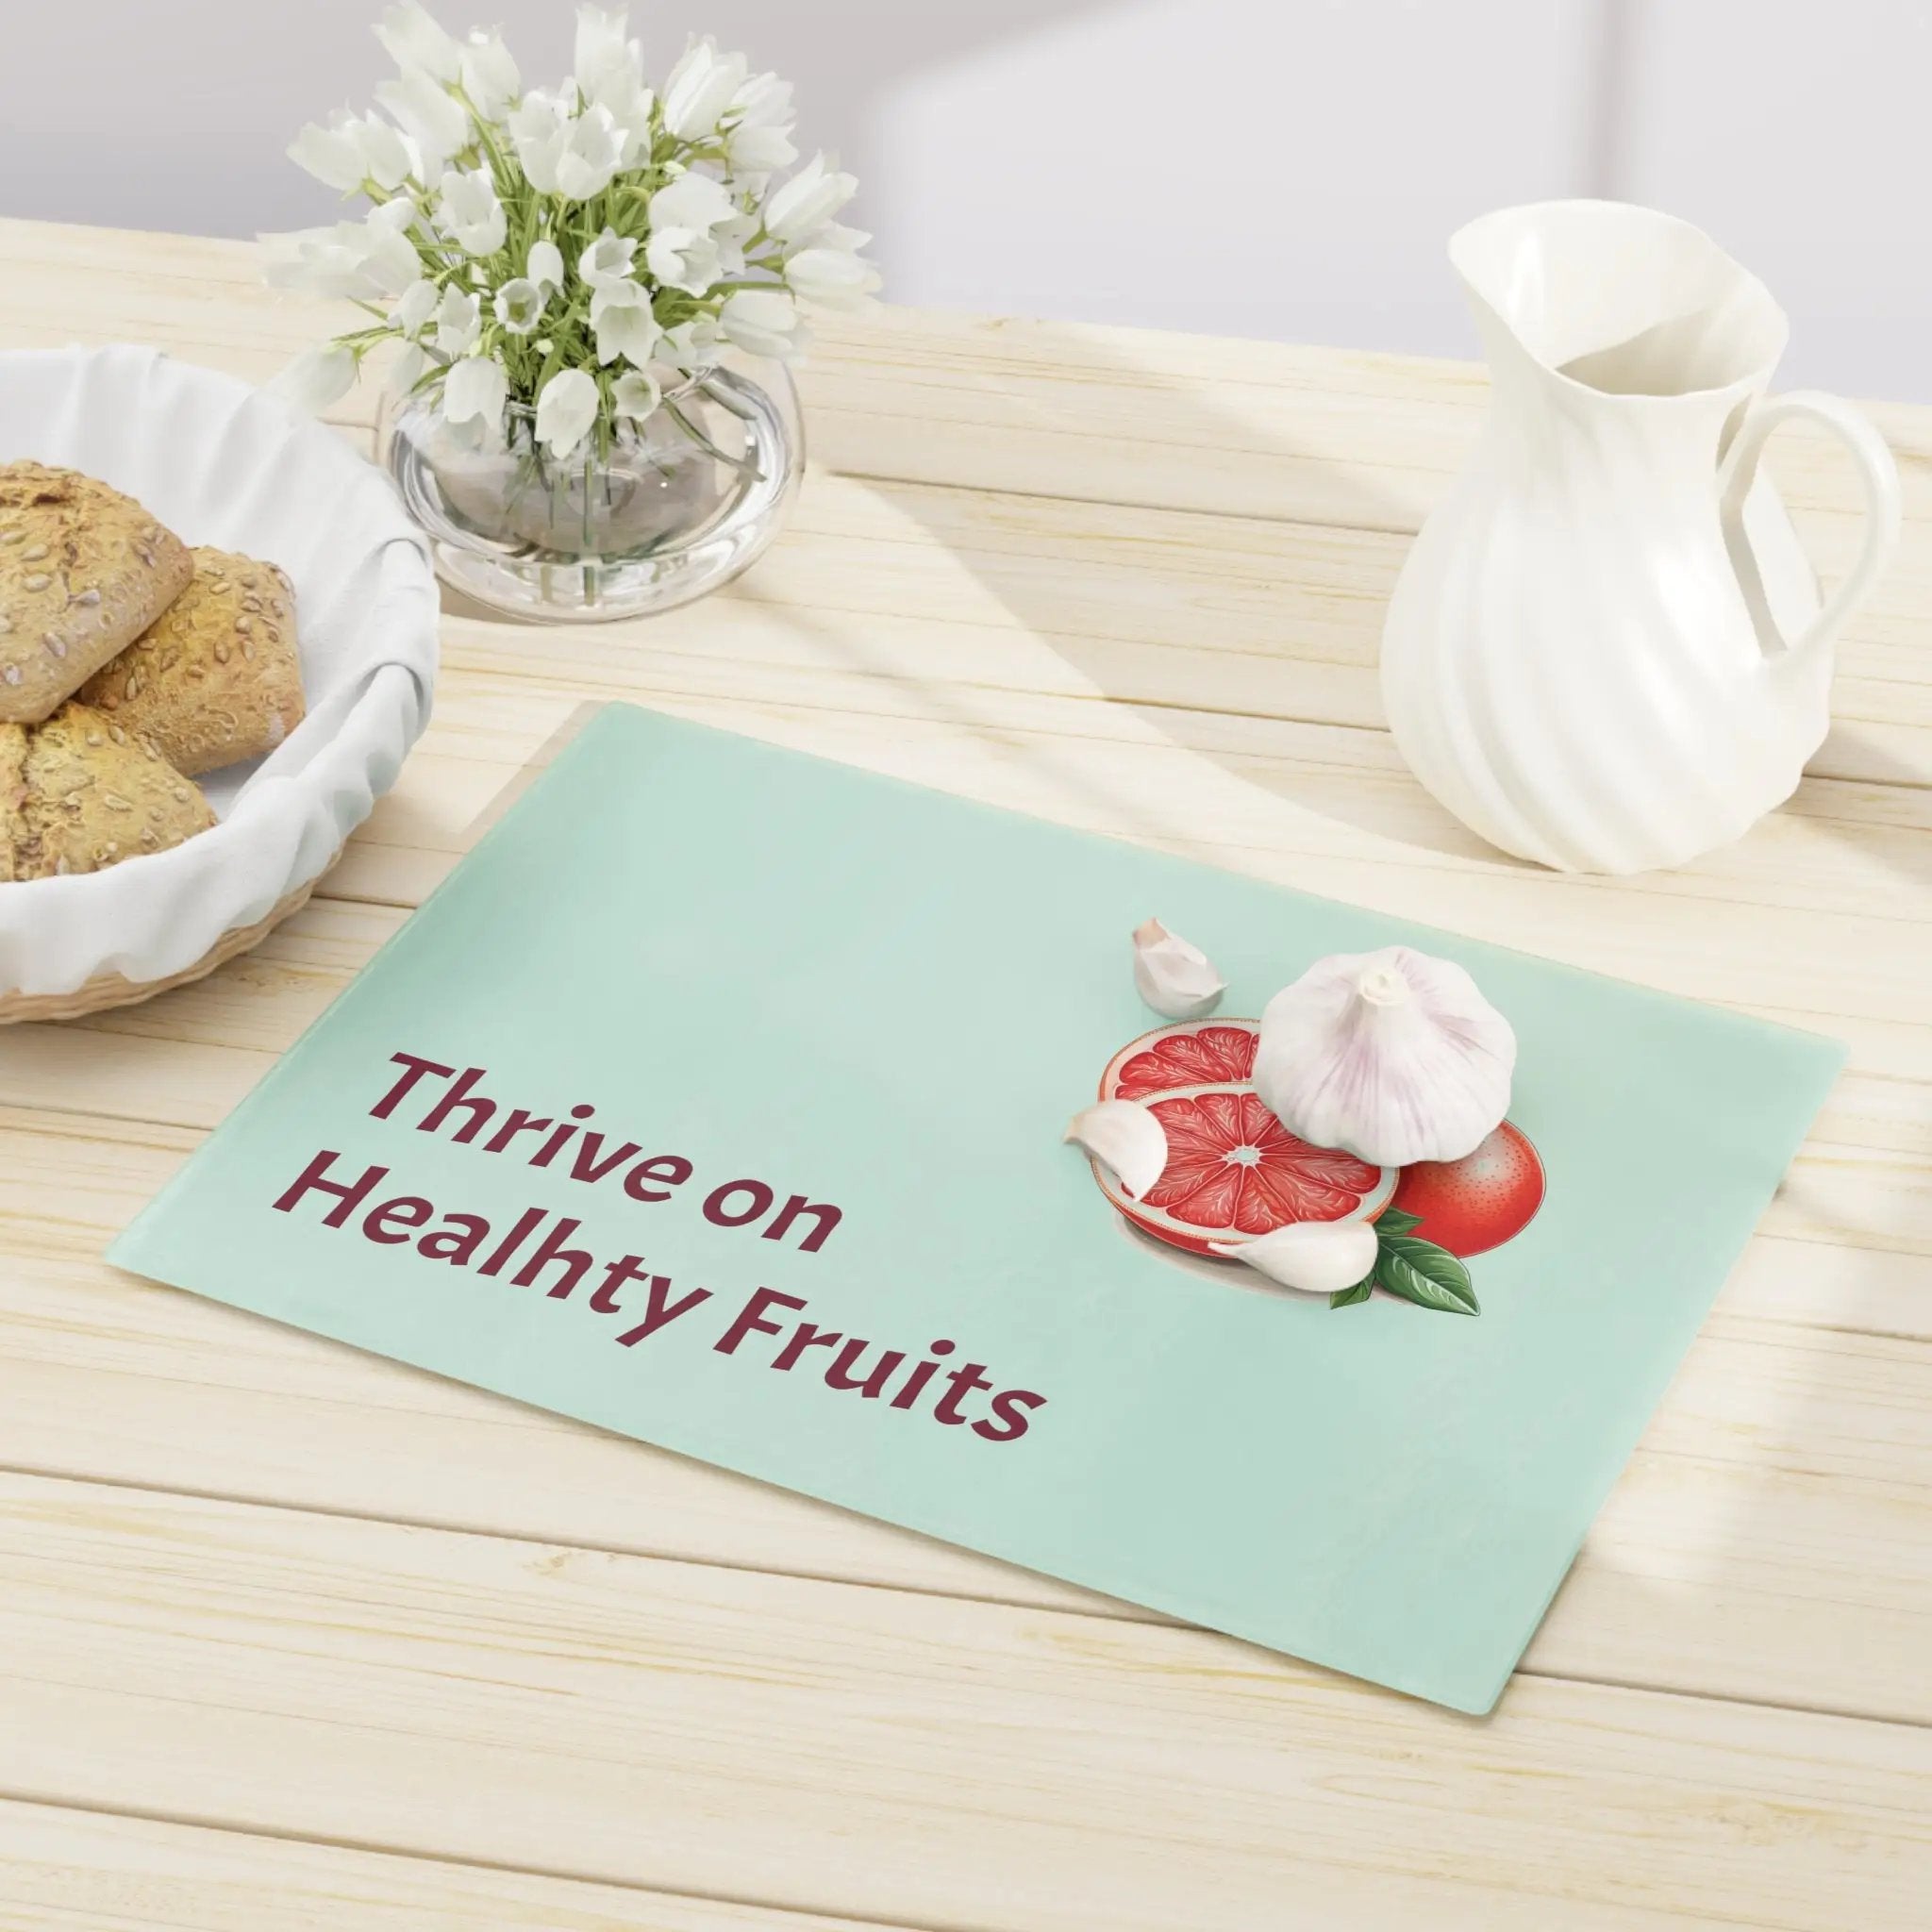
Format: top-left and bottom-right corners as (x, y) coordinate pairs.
(383, 358), (804, 622)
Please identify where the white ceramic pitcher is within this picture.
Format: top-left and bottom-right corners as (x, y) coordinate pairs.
(1381, 201), (1901, 874)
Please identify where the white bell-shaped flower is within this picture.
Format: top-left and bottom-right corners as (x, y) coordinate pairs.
(534, 368), (600, 460)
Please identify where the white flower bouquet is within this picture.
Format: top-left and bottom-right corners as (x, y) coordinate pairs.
(267, 1), (877, 475)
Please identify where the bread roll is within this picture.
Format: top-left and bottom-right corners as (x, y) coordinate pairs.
(0, 462), (194, 725)
(0, 724), (26, 884)
(0, 702), (214, 880)
(78, 546), (303, 774)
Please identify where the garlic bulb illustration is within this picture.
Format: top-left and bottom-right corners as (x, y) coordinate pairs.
(1065, 1099), (1169, 1201)
(1254, 944), (1515, 1167)
(1131, 918), (1224, 1020)
(1209, 1219), (1378, 1296)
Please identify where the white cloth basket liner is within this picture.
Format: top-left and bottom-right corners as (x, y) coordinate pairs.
(0, 345), (439, 996)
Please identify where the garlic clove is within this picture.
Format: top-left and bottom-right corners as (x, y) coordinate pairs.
(1254, 943), (1515, 1168)
(1131, 917), (1225, 1020)
(1208, 1219), (1379, 1296)
(1065, 1099), (1168, 1201)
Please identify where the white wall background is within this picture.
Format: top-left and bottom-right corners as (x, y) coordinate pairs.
(1, 0), (1926, 396)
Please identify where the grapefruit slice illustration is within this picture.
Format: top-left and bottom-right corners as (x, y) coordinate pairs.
(1103, 1020), (1262, 1099)
(1093, 1019), (1396, 1257)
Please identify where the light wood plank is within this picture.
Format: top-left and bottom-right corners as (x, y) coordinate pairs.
(1, 1106), (1928, 1724)
(0, 1799), (889, 1932)
(5, 212), (1929, 1924)
(731, 471), (1932, 790)
(4, 216), (1926, 790)
(8, 897), (1929, 1272)
(19, 661), (1932, 1083)
(406, 597), (1932, 913)
(3, 1474), (1929, 1932)
(754, 462), (1932, 692)
(3, 216), (1926, 541)
(6, 827), (1931, 1315)
(0, 219), (379, 430)
(367, 465), (1932, 791)
(800, 305), (1932, 543)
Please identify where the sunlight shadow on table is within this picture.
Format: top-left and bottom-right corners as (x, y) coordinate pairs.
(1802, 728), (1932, 893)
(1528, 1263), (1932, 1728)
(797, 306), (1525, 868)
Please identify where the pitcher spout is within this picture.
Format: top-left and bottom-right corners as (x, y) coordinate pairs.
(1450, 201), (1788, 408)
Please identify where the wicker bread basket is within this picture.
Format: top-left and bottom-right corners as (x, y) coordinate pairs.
(0, 874), (325, 1024)
(0, 346), (438, 1015)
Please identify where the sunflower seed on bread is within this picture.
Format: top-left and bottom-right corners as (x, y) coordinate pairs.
(0, 723), (25, 884)
(0, 462), (194, 726)
(0, 701), (215, 880)
(79, 546), (305, 774)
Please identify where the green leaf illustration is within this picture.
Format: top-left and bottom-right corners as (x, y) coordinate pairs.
(1373, 1207), (1423, 1236)
(1329, 1274), (1375, 1309)
(1374, 1233), (1479, 1317)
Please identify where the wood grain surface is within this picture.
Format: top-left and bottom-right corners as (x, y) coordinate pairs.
(0, 216), (1927, 1928)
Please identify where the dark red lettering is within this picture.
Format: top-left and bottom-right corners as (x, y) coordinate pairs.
(613, 1274), (713, 1345)
(420, 1213), (491, 1264)
(889, 1339), (956, 1412)
(531, 1104), (595, 1167)
(761, 1193), (842, 1253)
(484, 1108), (554, 1155)
(363, 1195), (433, 1244)
(704, 1179), (774, 1228)
(933, 1361), (993, 1425)
(590, 1253), (650, 1312)
(477, 1207), (546, 1276)
(419, 1065), (496, 1143)
(510, 1216), (593, 1298)
(571, 1131), (642, 1183)
(714, 1287), (807, 1355)
(371, 1053), (455, 1119)
(273, 1150), (388, 1227)
(973, 1390), (1047, 1443)
(772, 1323), (842, 1371)
(824, 1338), (905, 1398)
(623, 1154), (694, 1203)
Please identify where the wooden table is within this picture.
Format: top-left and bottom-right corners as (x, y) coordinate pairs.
(1, 217), (1928, 1931)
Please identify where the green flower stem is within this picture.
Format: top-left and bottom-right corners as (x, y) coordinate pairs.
(662, 396), (762, 477)
(314, 75), (824, 460)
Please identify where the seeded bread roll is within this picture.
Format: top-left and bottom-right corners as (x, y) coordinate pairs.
(78, 547), (304, 775)
(0, 702), (215, 880)
(0, 462), (194, 726)
(0, 724), (26, 884)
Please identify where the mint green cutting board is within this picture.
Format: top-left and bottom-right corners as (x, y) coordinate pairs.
(110, 703), (1844, 1712)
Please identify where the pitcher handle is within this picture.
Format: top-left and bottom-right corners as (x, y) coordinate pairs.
(1719, 390), (1902, 664)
